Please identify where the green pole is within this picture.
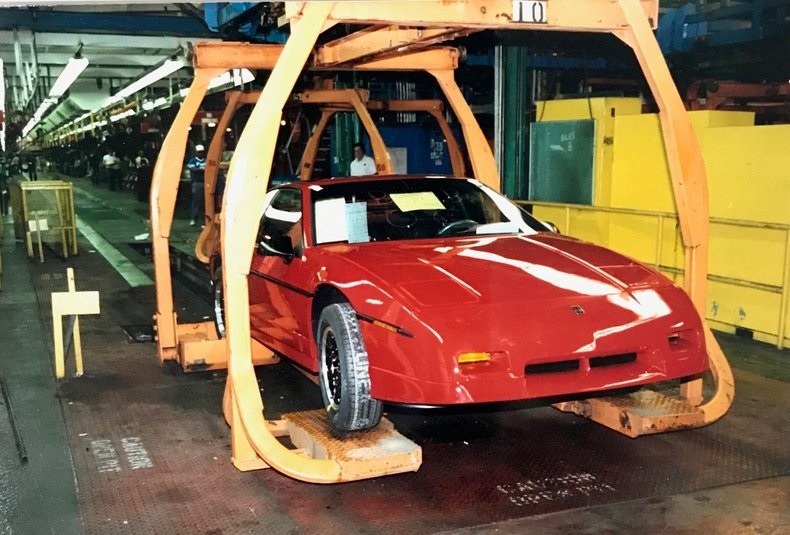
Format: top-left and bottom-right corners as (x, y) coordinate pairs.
(495, 34), (530, 198)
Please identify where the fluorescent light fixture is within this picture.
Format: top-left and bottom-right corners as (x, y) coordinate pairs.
(208, 68), (255, 90)
(34, 98), (57, 121)
(49, 56), (90, 98)
(143, 96), (168, 111)
(75, 119), (106, 135)
(22, 119), (37, 137)
(22, 97), (59, 138)
(179, 68), (254, 98)
(107, 58), (185, 106)
(110, 109), (135, 123)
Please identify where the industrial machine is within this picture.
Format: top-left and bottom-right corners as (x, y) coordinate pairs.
(150, 0), (734, 484)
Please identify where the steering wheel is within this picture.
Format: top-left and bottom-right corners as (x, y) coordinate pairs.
(437, 219), (479, 236)
(386, 210), (418, 229)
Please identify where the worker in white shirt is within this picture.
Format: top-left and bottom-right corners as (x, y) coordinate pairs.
(349, 143), (376, 176)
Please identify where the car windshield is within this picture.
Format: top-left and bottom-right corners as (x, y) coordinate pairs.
(310, 177), (548, 245)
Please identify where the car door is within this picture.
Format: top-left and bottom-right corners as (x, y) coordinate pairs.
(248, 187), (313, 367)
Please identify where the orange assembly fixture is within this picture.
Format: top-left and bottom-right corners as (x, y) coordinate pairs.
(149, 0), (733, 483)
(196, 89), (465, 262)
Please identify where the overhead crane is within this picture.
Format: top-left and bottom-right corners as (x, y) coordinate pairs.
(150, 0), (734, 483)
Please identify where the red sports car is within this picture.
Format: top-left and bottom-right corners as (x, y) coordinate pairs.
(211, 175), (708, 432)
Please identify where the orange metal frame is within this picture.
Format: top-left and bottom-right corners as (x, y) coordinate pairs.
(297, 92), (465, 181)
(196, 89), (464, 261)
(295, 88), (392, 178)
(150, 0), (733, 483)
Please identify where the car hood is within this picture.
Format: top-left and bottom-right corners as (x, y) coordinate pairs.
(319, 234), (669, 309)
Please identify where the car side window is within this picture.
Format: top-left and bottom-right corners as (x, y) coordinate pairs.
(257, 188), (303, 255)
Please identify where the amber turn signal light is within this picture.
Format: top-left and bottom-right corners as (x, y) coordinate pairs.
(457, 352), (493, 364)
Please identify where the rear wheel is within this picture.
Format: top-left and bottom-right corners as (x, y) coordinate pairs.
(317, 303), (383, 432)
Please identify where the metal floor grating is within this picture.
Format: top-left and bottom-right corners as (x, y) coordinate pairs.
(27, 242), (790, 534)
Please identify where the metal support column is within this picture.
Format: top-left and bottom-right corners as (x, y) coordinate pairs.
(494, 34), (530, 198)
(332, 112), (356, 177)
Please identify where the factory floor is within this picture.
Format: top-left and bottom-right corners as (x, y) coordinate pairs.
(0, 172), (788, 534)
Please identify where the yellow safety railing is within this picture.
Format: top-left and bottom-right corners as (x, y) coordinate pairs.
(8, 180), (78, 263)
(520, 200), (790, 350)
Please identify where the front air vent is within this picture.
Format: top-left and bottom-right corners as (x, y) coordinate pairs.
(525, 359), (580, 374)
(589, 353), (637, 368)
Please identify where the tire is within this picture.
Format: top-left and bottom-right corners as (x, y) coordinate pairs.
(211, 266), (226, 339)
(317, 303), (383, 432)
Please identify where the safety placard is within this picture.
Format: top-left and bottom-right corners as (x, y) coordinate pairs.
(28, 218), (50, 231)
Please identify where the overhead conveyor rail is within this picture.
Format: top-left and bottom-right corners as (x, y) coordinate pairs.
(149, 0), (734, 484)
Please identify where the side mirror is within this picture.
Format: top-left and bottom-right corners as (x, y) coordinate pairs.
(257, 235), (295, 263)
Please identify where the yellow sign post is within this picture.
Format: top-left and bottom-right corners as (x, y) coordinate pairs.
(52, 268), (100, 379)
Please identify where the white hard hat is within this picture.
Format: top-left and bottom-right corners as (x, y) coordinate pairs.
(195, 144), (205, 151)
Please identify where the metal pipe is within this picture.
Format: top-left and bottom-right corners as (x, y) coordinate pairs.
(655, 214), (663, 269)
(12, 76), (19, 109)
(0, 372), (28, 464)
(31, 32), (38, 96)
(658, 266), (783, 294)
(23, 61), (33, 103)
(521, 200), (790, 231)
(493, 42), (503, 174)
(777, 229), (790, 349)
(13, 27), (28, 104)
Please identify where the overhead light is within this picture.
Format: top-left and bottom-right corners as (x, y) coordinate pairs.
(34, 98), (58, 121)
(107, 57), (185, 105)
(49, 56), (90, 98)
(179, 68), (255, 98)
(208, 68), (255, 90)
(143, 96), (168, 111)
(22, 97), (59, 138)
(110, 109), (135, 122)
(22, 119), (36, 138)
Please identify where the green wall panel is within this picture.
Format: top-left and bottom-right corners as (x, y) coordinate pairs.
(529, 119), (595, 204)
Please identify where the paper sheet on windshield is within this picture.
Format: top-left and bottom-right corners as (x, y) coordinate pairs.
(390, 192), (445, 212)
(314, 198), (348, 243)
(345, 202), (370, 243)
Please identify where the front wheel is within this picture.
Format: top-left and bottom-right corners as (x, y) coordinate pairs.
(317, 303), (383, 432)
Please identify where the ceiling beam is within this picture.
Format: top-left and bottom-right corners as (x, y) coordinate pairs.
(0, 51), (181, 68)
(285, 0), (659, 32)
(0, 30), (196, 50)
(351, 48), (460, 71)
(190, 42), (460, 72)
(315, 26), (470, 66)
(0, 8), (216, 37)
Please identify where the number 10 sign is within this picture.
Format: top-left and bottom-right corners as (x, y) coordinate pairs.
(512, 1), (548, 24)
